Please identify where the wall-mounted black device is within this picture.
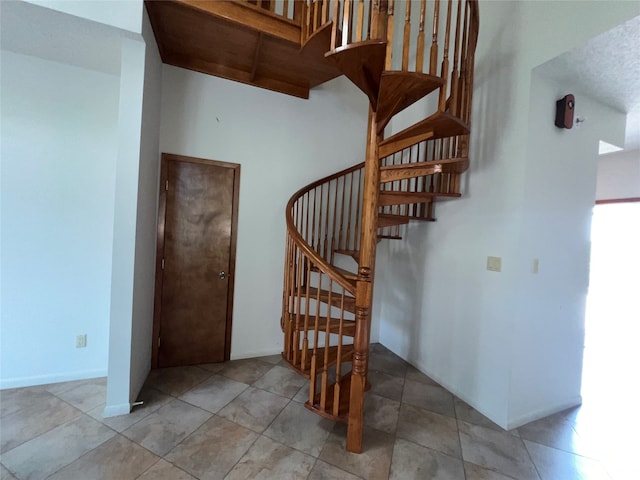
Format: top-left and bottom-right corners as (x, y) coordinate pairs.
(555, 94), (575, 129)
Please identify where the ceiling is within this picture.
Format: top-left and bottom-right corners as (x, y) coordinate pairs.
(0, 0), (122, 75)
(536, 15), (640, 152)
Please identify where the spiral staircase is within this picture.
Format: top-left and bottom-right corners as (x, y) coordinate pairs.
(280, 0), (479, 453)
(147, 0), (479, 453)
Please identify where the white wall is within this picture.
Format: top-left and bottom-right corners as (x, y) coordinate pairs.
(160, 68), (369, 359)
(596, 149), (640, 200)
(104, 35), (146, 416)
(128, 9), (163, 403)
(375, 0), (638, 428)
(509, 74), (625, 427)
(0, 51), (119, 388)
(25, 0), (143, 34)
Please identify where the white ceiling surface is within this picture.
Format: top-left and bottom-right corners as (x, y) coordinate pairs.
(537, 15), (640, 152)
(0, 0), (122, 76)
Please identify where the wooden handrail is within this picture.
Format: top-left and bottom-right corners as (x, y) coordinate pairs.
(285, 161), (365, 294)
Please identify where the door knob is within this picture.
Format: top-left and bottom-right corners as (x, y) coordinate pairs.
(219, 271), (226, 280)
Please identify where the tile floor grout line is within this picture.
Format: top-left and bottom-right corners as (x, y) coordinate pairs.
(521, 434), (544, 480)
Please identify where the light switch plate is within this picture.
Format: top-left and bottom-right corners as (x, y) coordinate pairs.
(487, 256), (502, 272)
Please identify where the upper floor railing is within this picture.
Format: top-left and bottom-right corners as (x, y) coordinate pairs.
(244, 0), (305, 22)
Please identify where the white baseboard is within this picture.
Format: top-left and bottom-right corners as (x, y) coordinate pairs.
(103, 403), (131, 418)
(0, 369), (107, 390)
(230, 348), (282, 361)
(505, 396), (583, 430)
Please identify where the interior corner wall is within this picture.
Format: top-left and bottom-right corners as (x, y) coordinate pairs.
(375, 0), (639, 428)
(159, 68), (369, 359)
(105, 36), (146, 416)
(128, 9), (163, 404)
(508, 73), (626, 428)
(0, 51), (119, 388)
(596, 149), (640, 200)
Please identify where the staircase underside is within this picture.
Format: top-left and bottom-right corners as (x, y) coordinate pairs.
(145, 0), (341, 98)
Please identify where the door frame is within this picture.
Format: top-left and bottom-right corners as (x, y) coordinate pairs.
(151, 153), (241, 368)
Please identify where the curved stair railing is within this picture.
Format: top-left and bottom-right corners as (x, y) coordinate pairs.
(282, 163), (365, 420)
(282, 0), (478, 453)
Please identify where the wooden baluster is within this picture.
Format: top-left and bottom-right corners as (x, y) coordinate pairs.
(385, 0), (394, 70)
(345, 171), (354, 251)
(306, 1), (313, 38)
(307, 270), (322, 375)
(283, 0), (290, 18)
(282, 235), (291, 358)
(356, 0), (365, 42)
(370, 0), (380, 39)
(402, 0), (411, 71)
(318, 184), (325, 254)
(338, 175), (347, 251)
(321, 0), (328, 24)
(416, 0), (426, 72)
(331, 179), (339, 263)
(294, 0), (304, 22)
(313, 1), (320, 33)
(293, 247), (304, 366)
(438, 0), (452, 112)
(430, 0), (440, 75)
(321, 280), (333, 410)
(301, 257), (313, 369)
(333, 293), (346, 416)
(311, 187), (318, 253)
(449, 0), (462, 114)
(331, 0), (340, 50)
(342, 0), (352, 47)
(367, 0), (373, 39)
(353, 168), (362, 251)
(308, 309), (317, 403)
(457, 1), (469, 119)
(324, 181), (331, 261)
(270, 0), (276, 12)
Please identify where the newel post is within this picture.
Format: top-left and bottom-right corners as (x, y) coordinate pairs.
(347, 107), (380, 453)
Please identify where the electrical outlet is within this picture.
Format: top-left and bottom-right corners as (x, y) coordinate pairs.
(486, 256), (502, 272)
(76, 334), (87, 348)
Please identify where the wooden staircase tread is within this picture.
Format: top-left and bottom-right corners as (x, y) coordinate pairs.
(286, 345), (354, 378)
(306, 287), (356, 313)
(380, 157), (469, 183)
(300, 21), (343, 88)
(378, 191), (462, 206)
(292, 316), (356, 336)
(377, 213), (411, 228)
(376, 71), (444, 134)
(378, 111), (469, 158)
(305, 371), (352, 423)
(310, 264), (358, 281)
(325, 40), (387, 109)
(334, 249), (360, 262)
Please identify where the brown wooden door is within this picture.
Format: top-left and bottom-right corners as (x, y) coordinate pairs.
(153, 154), (240, 367)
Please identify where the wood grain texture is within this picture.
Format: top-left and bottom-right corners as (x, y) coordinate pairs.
(376, 71), (443, 134)
(379, 110), (469, 157)
(156, 155), (240, 367)
(326, 40), (387, 108)
(145, 0), (340, 98)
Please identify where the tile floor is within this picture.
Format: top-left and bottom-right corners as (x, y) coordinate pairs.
(0, 344), (635, 479)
